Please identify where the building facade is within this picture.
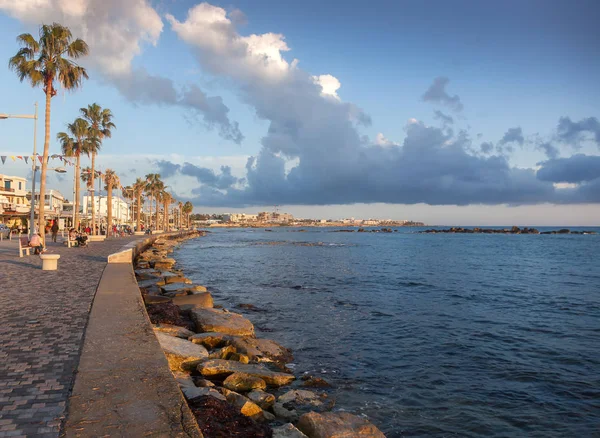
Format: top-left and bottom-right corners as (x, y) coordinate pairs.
(81, 195), (131, 225)
(0, 174), (30, 227)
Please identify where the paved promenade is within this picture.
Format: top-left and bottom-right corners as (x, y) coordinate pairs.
(0, 236), (144, 437)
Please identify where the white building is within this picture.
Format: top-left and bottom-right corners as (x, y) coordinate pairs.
(0, 174), (29, 217)
(28, 189), (64, 221)
(82, 194), (131, 225)
(223, 213), (258, 223)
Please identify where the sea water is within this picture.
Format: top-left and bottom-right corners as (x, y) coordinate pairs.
(174, 227), (600, 437)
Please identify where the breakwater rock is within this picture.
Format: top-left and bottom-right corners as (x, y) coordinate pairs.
(421, 226), (597, 235)
(134, 233), (386, 437)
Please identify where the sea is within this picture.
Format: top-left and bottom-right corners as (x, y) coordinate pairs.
(173, 226), (600, 437)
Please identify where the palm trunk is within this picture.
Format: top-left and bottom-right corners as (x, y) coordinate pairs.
(163, 200), (168, 231)
(74, 155), (81, 230)
(38, 83), (52, 243)
(155, 194), (159, 231)
(91, 152), (96, 235)
(136, 193), (141, 231)
(107, 184), (112, 236)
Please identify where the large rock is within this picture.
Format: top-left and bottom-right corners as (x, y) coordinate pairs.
(155, 332), (208, 371)
(153, 323), (195, 339)
(154, 258), (176, 270)
(247, 389), (276, 410)
(172, 293), (214, 309)
(165, 275), (193, 285)
(190, 308), (255, 336)
(143, 295), (172, 305)
(137, 278), (162, 289)
(161, 283), (207, 295)
(297, 412), (385, 438)
(188, 332), (230, 349)
(197, 359), (295, 387)
(223, 372), (266, 392)
(208, 345), (237, 360)
(273, 423), (308, 438)
(221, 389), (264, 419)
(229, 336), (293, 363)
(182, 385), (226, 402)
(278, 389), (333, 415)
(273, 402), (299, 422)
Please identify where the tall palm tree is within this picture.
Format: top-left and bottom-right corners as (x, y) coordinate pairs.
(183, 201), (193, 229)
(144, 173), (163, 231)
(103, 169), (119, 235)
(178, 201), (183, 229)
(57, 118), (95, 230)
(132, 177), (146, 232)
(80, 103), (115, 235)
(162, 191), (172, 231)
(9, 23), (89, 239)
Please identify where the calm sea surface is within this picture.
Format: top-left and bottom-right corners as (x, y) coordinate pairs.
(174, 227), (600, 437)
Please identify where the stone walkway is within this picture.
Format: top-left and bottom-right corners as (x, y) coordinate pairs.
(0, 236), (144, 438)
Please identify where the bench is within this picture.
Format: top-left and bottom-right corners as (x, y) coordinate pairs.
(19, 236), (31, 257)
(66, 237), (77, 248)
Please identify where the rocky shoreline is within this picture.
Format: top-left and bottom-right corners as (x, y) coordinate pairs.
(134, 232), (386, 438)
(421, 226), (597, 235)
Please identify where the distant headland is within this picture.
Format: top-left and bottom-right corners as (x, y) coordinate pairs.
(421, 226), (597, 235)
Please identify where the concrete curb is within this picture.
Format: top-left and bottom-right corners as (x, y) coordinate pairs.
(64, 232), (202, 437)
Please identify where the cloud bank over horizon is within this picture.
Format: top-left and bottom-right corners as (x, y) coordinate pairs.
(1, 1), (599, 210)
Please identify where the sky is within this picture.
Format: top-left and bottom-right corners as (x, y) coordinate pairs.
(0, 0), (599, 225)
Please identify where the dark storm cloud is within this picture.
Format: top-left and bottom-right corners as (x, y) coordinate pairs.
(422, 77), (463, 112)
(499, 127), (525, 146)
(433, 110), (454, 125)
(480, 142), (494, 154)
(536, 154), (600, 183)
(180, 163), (240, 190)
(111, 69), (243, 144)
(155, 160), (181, 178)
(537, 142), (560, 159)
(556, 116), (600, 148)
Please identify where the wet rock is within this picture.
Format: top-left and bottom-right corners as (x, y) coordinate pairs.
(300, 376), (331, 388)
(229, 336), (293, 363)
(182, 385), (226, 401)
(189, 332), (230, 349)
(272, 402), (299, 422)
(272, 423), (308, 438)
(155, 332), (208, 372)
(228, 352), (250, 364)
(278, 389), (332, 414)
(153, 323), (195, 339)
(223, 372), (267, 392)
(297, 412), (385, 438)
(191, 308), (255, 336)
(208, 345), (237, 360)
(247, 389), (276, 410)
(173, 292), (214, 309)
(146, 302), (194, 331)
(191, 285), (208, 293)
(165, 275), (193, 285)
(143, 295), (172, 305)
(197, 359), (295, 387)
(188, 395), (272, 437)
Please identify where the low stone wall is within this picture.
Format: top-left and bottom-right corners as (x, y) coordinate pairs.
(64, 232), (203, 437)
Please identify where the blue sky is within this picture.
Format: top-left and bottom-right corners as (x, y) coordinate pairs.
(0, 0), (599, 225)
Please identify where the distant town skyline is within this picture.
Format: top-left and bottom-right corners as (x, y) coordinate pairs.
(0, 1), (599, 225)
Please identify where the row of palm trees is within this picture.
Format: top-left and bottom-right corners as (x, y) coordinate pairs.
(8, 22), (194, 236)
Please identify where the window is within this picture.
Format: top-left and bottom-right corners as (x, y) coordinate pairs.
(4, 181), (10, 190)
(18, 182), (22, 190)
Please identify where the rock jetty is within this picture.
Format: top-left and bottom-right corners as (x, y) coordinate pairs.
(421, 226), (597, 235)
(134, 233), (386, 437)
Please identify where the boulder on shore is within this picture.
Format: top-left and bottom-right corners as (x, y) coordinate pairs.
(221, 388), (265, 419)
(297, 412), (385, 438)
(272, 423), (308, 438)
(188, 332), (230, 349)
(197, 359), (295, 387)
(247, 389), (276, 410)
(172, 292), (214, 309)
(153, 323), (195, 339)
(278, 389), (332, 414)
(164, 275), (193, 285)
(228, 336), (293, 363)
(155, 332), (208, 371)
(191, 308), (255, 336)
(223, 372), (267, 392)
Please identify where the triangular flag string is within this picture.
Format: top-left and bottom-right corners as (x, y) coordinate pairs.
(1, 156), (6, 165)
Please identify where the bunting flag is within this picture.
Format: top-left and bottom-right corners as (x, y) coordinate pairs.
(24, 157), (28, 164)
(38, 156), (43, 164)
(17, 156), (23, 160)
(10, 156), (15, 161)
(1, 156), (6, 164)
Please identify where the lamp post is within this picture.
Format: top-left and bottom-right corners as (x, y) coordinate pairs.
(0, 103), (38, 237)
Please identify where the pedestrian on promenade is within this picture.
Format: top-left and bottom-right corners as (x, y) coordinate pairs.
(29, 233), (45, 255)
(51, 220), (59, 242)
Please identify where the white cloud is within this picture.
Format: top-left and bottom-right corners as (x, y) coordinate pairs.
(312, 74), (341, 99)
(375, 133), (399, 147)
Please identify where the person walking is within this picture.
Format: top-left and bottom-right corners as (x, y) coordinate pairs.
(51, 220), (59, 243)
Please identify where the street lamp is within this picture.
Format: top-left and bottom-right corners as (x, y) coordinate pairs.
(0, 103), (38, 237)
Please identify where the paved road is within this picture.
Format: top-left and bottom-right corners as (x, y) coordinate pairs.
(0, 236), (143, 437)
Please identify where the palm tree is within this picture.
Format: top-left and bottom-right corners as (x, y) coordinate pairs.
(132, 177), (146, 232)
(144, 173), (163, 231)
(183, 201), (193, 229)
(10, 23), (89, 239)
(80, 103), (115, 235)
(178, 201), (183, 229)
(57, 118), (95, 230)
(103, 169), (119, 235)
(162, 191), (172, 231)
